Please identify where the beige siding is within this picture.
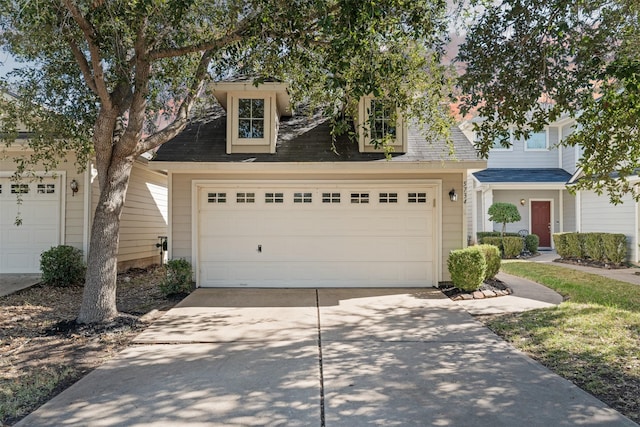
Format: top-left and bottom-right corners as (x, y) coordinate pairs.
(170, 170), (467, 283)
(1, 151), (86, 251)
(89, 161), (168, 270)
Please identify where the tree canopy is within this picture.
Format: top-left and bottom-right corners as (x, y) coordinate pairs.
(0, 0), (454, 323)
(487, 202), (521, 237)
(457, 0), (640, 203)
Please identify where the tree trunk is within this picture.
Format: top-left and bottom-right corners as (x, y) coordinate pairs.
(77, 156), (134, 324)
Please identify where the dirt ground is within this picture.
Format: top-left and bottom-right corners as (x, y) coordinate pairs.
(0, 266), (181, 426)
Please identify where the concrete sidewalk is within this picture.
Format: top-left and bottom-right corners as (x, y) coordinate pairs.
(17, 288), (636, 426)
(0, 274), (40, 297)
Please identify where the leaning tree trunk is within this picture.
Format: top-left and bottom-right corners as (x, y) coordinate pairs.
(77, 156), (134, 324)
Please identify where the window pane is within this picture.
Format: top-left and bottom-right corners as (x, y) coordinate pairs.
(238, 99), (251, 118)
(238, 119), (251, 138)
(252, 99), (264, 119)
(252, 120), (264, 138)
(526, 132), (547, 149)
(369, 100), (395, 140)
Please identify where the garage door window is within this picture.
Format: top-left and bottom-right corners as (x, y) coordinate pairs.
(379, 192), (398, 203)
(265, 192), (284, 203)
(11, 184), (29, 194)
(408, 192), (427, 203)
(294, 192), (312, 203)
(37, 184), (55, 194)
(236, 192), (255, 203)
(207, 192), (226, 203)
(322, 192), (340, 203)
(351, 192), (369, 204)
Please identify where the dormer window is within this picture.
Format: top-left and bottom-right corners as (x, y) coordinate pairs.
(357, 96), (406, 153)
(211, 80), (292, 154)
(238, 98), (265, 139)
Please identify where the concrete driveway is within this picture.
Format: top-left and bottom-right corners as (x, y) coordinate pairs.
(17, 288), (637, 426)
(0, 274), (40, 297)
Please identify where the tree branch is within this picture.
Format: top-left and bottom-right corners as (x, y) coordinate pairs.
(134, 49), (215, 156)
(63, 0), (112, 109)
(66, 38), (98, 94)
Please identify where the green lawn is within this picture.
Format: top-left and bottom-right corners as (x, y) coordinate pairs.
(486, 262), (640, 424)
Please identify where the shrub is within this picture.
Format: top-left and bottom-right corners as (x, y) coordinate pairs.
(480, 236), (503, 248)
(477, 231), (519, 241)
(160, 259), (194, 296)
(583, 233), (605, 261)
(602, 234), (627, 264)
(502, 237), (523, 258)
(553, 233), (569, 258)
(524, 234), (539, 254)
(447, 247), (486, 291)
(565, 233), (584, 258)
(40, 245), (86, 287)
(477, 244), (501, 280)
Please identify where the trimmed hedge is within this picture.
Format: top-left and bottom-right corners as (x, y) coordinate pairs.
(160, 259), (195, 296)
(477, 244), (501, 280)
(553, 232), (628, 265)
(477, 231), (520, 241)
(481, 236), (503, 247)
(502, 236), (523, 258)
(524, 234), (539, 254)
(448, 247), (486, 291)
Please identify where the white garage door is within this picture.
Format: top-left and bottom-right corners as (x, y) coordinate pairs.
(0, 177), (62, 273)
(196, 182), (437, 287)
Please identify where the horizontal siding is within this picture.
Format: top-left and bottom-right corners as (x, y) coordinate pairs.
(561, 123), (577, 173)
(492, 189), (561, 235)
(580, 191), (636, 259)
(117, 163), (168, 265)
(488, 127), (560, 169)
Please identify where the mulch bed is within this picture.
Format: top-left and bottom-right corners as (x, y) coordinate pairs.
(554, 258), (629, 270)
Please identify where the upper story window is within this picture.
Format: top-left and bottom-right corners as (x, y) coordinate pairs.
(489, 130), (513, 151)
(357, 96), (407, 153)
(524, 131), (548, 150)
(238, 98), (265, 139)
(369, 100), (396, 140)
(211, 80), (292, 155)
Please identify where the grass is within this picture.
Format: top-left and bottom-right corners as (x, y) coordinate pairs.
(485, 262), (640, 423)
(0, 366), (76, 422)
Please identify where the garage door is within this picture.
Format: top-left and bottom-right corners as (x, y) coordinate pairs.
(197, 182), (437, 287)
(0, 177), (62, 273)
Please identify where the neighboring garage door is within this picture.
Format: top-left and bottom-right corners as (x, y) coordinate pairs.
(196, 182), (438, 287)
(0, 176), (62, 273)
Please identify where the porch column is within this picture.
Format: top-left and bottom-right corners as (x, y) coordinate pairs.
(482, 188), (494, 232)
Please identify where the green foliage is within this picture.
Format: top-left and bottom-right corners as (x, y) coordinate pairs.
(487, 203), (522, 237)
(565, 233), (584, 259)
(554, 232), (627, 264)
(447, 247), (486, 291)
(457, 0), (640, 203)
(583, 233), (605, 261)
(553, 233), (569, 259)
(524, 234), (539, 254)
(476, 244), (501, 280)
(40, 245), (86, 287)
(477, 231), (519, 240)
(602, 234), (627, 264)
(502, 237), (523, 259)
(159, 259), (194, 297)
(481, 236), (503, 249)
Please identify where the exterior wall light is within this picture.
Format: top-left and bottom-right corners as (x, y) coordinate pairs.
(70, 179), (79, 196)
(520, 198), (526, 206)
(449, 188), (458, 202)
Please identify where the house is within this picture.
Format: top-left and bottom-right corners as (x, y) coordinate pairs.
(463, 116), (639, 263)
(150, 80), (485, 288)
(0, 93), (169, 274)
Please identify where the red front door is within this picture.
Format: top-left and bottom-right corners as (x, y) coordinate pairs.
(531, 201), (551, 247)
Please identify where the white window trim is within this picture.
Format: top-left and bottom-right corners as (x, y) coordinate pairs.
(523, 128), (550, 151)
(357, 96), (407, 153)
(226, 91), (277, 153)
(488, 129), (513, 152)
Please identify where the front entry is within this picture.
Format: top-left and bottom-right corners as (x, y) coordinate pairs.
(531, 201), (551, 248)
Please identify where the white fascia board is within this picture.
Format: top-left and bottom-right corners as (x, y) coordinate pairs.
(478, 183), (568, 191)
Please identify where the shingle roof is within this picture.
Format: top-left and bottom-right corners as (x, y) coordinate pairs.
(153, 108), (480, 163)
(472, 168), (572, 184)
